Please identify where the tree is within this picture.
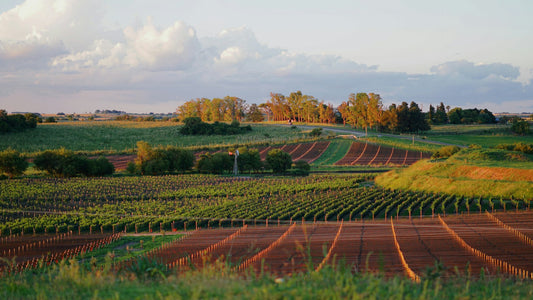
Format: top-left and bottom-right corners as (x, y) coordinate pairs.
(0, 148), (28, 178)
(379, 104), (399, 133)
(396, 102), (410, 132)
(197, 152), (233, 174)
(427, 105), (435, 124)
(236, 147), (262, 173)
(33, 148), (113, 177)
(408, 101), (430, 132)
(511, 119), (530, 135)
(435, 102), (448, 124)
(347, 92), (383, 135)
(266, 149), (292, 173)
(448, 107), (463, 124)
(246, 104), (264, 122)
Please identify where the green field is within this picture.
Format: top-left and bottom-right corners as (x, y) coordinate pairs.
(0, 121), (311, 155)
(421, 124), (533, 148)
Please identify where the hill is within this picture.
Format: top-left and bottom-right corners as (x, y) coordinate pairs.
(375, 148), (533, 199)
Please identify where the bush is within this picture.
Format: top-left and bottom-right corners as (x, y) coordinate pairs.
(44, 116), (56, 123)
(197, 152), (233, 174)
(266, 149), (292, 173)
(180, 117), (253, 135)
(496, 143), (533, 155)
(131, 142), (195, 175)
(432, 145), (461, 159)
(309, 127), (322, 137)
(0, 110), (39, 133)
(0, 148), (28, 178)
(292, 160), (310, 176)
(511, 119), (530, 135)
(236, 148), (263, 173)
(87, 157), (115, 176)
(33, 149), (114, 177)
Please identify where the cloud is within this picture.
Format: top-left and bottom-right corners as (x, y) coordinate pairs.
(0, 1), (532, 113)
(0, 0), (103, 69)
(430, 60), (520, 80)
(53, 20), (200, 71)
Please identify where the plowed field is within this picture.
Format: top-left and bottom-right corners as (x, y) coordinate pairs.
(335, 142), (431, 166)
(149, 211), (533, 278)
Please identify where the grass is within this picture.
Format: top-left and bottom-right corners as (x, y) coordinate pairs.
(0, 121), (310, 155)
(311, 138), (353, 165)
(2, 258), (533, 299)
(363, 135), (441, 153)
(77, 234), (183, 267)
(375, 149), (533, 199)
(422, 124), (533, 148)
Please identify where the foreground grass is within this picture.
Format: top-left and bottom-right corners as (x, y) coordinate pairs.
(0, 121), (309, 155)
(2, 259), (532, 299)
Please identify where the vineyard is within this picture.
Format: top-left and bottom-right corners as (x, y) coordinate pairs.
(1, 174), (529, 236)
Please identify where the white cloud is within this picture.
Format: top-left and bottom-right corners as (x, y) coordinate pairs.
(53, 20), (200, 71)
(0, 1), (532, 113)
(430, 60), (520, 80)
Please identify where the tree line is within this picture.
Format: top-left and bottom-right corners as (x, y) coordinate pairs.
(176, 92), (500, 134)
(0, 110), (40, 134)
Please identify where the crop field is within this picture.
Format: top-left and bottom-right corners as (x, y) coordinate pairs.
(1, 174), (529, 237)
(0, 121), (310, 154)
(3, 211), (533, 280)
(334, 142), (432, 165)
(150, 211), (533, 278)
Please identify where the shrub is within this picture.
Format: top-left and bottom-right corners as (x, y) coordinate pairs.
(496, 143), (533, 155)
(133, 142), (195, 175)
(33, 149), (114, 177)
(44, 116), (56, 123)
(180, 117), (253, 135)
(0, 110), (39, 133)
(309, 127), (322, 137)
(266, 149), (292, 173)
(292, 160), (310, 176)
(87, 157), (115, 176)
(236, 148), (263, 173)
(431, 145), (461, 159)
(511, 119), (530, 135)
(197, 152), (233, 174)
(0, 148), (28, 178)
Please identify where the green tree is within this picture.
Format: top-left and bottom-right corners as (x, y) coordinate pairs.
(237, 148), (262, 173)
(197, 152), (233, 174)
(348, 92), (383, 135)
(448, 107), (463, 124)
(379, 104), (399, 133)
(408, 101), (430, 132)
(511, 119), (530, 135)
(0, 148), (28, 178)
(246, 104), (264, 122)
(435, 102), (449, 124)
(266, 149), (292, 173)
(427, 105), (435, 124)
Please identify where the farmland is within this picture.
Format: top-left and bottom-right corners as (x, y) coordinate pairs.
(1, 121), (532, 299)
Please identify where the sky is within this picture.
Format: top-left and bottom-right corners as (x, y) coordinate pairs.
(1, 0), (532, 114)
